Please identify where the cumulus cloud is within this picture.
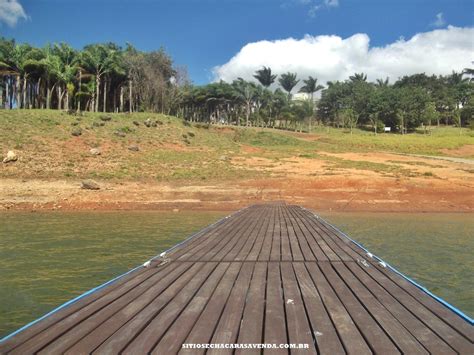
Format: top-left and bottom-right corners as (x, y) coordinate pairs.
(0, 0), (27, 27)
(213, 26), (474, 90)
(431, 12), (446, 28)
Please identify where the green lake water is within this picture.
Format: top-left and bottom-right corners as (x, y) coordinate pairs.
(0, 211), (472, 337)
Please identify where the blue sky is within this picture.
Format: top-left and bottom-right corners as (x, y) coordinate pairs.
(1, 0), (473, 84)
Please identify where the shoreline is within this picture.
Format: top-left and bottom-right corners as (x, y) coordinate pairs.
(1, 177), (473, 213)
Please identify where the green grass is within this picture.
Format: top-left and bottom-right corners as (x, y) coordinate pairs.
(0, 110), (472, 181)
(307, 125), (474, 156)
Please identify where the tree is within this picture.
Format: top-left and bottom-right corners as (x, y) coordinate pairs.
(232, 78), (256, 126)
(299, 76), (324, 101)
(341, 108), (358, 135)
(422, 102), (439, 134)
(299, 76), (324, 131)
(253, 66), (277, 88)
(349, 72), (367, 82)
(278, 72), (299, 99)
(375, 77), (389, 88)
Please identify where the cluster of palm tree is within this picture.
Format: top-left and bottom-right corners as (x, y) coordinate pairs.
(179, 67), (324, 129)
(0, 38), (177, 113)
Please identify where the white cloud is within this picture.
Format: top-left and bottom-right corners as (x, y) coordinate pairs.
(431, 12), (446, 28)
(324, 0), (339, 7)
(0, 0), (27, 27)
(287, 0), (339, 17)
(213, 26), (474, 90)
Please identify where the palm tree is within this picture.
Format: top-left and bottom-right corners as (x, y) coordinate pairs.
(232, 78), (256, 126)
(462, 67), (474, 82)
(278, 72), (299, 99)
(50, 43), (78, 110)
(253, 66), (277, 88)
(80, 44), (119, 112)
(375, 77), (389, 88)
(299, 76), (324, 101)
(299, 76), (324, 131)
(349, 72), (367, 82)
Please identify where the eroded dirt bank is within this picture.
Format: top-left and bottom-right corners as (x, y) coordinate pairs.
(1, 151), (473, 213)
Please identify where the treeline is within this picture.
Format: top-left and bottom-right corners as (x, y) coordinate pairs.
(0, 38), (185, 113)
(182, 70), (474, 133)
(1, 38), (473, 133)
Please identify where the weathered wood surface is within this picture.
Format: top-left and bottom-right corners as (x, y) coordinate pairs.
(1, 203), (473, 354)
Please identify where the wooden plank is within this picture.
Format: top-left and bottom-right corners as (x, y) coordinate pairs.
(280, 262), (316, 354)
(291, 207), (342, 261)
(318, 262), (400, 354)
(311, 209), (474, 344)
(270, 206), (282, 261)
(279, 206), (293, 261)
(177, 208), (254, 261)
(63, 262), (195, 354)
(346, 262), (457, 354)
(10, 263), (175, 355)
(43, 262), (193, 354)
(304, 263), (371, 354)
(287, 207), (326, 262)
(332, 262), (429, 354)
(150, 263), (242, 354)
(292, 263), (345, 354)
(235, 262), (267, 355)
(376, 263), (474, 342)
(257, 204), (275, 261)
(233, 207), (270, 261)
(206, 262), (255, 355)
(94, 262), (221, 354)
(171, 207), (253, 260)
(122, 263), (231, 354)
(284, 207), (316, 261)
(359, 264), (474, 353)
(264, 262), (287, 354)
(0, 265), (154, 354)
(211, 206), (267, 261)
(282, 206), (304, 261)
(247, 205), (272, 261)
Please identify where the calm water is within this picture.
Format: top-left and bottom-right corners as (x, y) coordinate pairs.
(0, 211), (226, 337)
(320, 212), (473, 319)
(0, 211), (472, 337)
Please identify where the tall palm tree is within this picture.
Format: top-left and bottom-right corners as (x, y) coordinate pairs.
(80, 43), (120, 112)
(299, 76), (324, 101)
(253, 66), (277, 88)
(299, 76), (324, 131)
(278, 72), (299, 99)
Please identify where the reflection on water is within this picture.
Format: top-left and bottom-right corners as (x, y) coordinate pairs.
(0, 211), (472, 337)
(0, 211), (226, 337)
(320, 212), (473, 319)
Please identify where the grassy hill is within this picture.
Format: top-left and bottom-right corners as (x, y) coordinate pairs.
(1, 110), (473, 182)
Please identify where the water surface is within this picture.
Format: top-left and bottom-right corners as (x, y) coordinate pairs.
(0, 211), (472, 338)
(320, 212), (473, 319)
(0, 211), (225, 337)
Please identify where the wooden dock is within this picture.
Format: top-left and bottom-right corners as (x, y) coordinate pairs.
(1, 203), (472, 354)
